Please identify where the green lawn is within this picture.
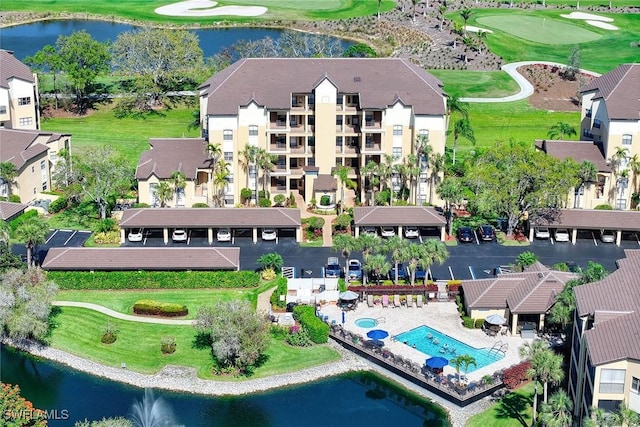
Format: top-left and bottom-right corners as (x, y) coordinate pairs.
(450, 9), (640, 73)
(0, 0), (395, 23)
(429, 70), (520, 98)
(466, 382), (539, 427)
(48, 306), (341, 380)
(41, 103), (199, 166)
(57, 289), (256, 319)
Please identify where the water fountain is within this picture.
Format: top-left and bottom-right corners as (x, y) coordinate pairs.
(130, 388), (178, 427)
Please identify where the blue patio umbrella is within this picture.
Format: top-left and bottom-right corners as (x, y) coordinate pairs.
(425, 356), (449, 369)
(341, 311), (345, 324)
(367, 329), (389, 340)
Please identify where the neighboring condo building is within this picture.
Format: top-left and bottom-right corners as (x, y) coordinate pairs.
(0, 128), (70, 202)
(198, 58), (447, 206)
(580, 64), (640, 210)
(0, 50), (40, 130)
(570, 250), (640, 423)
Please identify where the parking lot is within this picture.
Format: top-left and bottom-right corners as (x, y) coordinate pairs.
(12, 229), (92, 264)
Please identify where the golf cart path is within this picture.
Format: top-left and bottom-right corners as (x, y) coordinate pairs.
(460, 61), (601, 103)
(54, 301), (194, 325)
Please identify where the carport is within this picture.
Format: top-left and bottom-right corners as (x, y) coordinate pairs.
(41, 247), (240, 270)
(529, 209), (640, 246)
(353, 206), (446, 241)
(119, 208), (301, 245)
(0, 201), (28, 221)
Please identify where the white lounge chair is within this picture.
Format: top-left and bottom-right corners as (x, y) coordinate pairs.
(406, 294), (414, 308)
(367, 295), (374, 307)
(393, 294), (401, 308)
(416, 294), (424, 307)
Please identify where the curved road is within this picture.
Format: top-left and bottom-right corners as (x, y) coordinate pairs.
(460, 61), (601, 103)
(54, 301), (194, 325)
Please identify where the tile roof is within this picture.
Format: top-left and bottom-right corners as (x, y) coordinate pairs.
(580, 63), (640, 120)
(574, 250), (640, 365)
(535, 139), (610, 172)
(462, 277), (521, 310)
(353, 206), (446, 227)
(0, 50), (35, 89)
(532, 209), (640, 231)
(120, 207), (301, 228)
(199, 58), (446, 116)
(0, 201), (27, 220)
(0, 128), (49, 170)
(136, 138), (209, 180)
(313, 174), (337, 192)
(41, 247), (240, 271)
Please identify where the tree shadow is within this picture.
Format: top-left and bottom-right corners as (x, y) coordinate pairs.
(494, 391), (533, 427)
(192, 331), (212, 349)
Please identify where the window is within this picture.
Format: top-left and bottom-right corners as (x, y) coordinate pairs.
(226, 174), (233, 184)
(632, 377), (640, 393)
(224, 196), (234, 205)
(50, 151), (57, 162)
(393, 125), (403, 136)
(419, 129), (429, 139)
(586, 108), (592, 118)
(599, 369), (625, 394)
(593, 119), (601, 129)
(336, 137), (343, 147)
(223, 151), (233, 161)
(249, 165), (257, 178)
(0, 105), (6, 114)
(622, 134), (632, 146)
(19, 117), (33, 126)
(249, 125), (258, 136)
(223, 130), (233, 141)
(18, 97), (31, 106)
(392, 147), (402, 159)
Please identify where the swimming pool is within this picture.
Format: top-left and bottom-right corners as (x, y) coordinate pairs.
(355, 318), (379, 328)
(394, 325), (504, 372)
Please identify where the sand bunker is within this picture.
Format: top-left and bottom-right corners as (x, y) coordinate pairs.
(560, 12), (614, 22)
(465, 25), (493, 33)
(155, 0), (267, 17)
(585, 20), (619, 30)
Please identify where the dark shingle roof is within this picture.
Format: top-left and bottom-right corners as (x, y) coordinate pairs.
(354, 206), (446, 227)
(41, 247), (240, 271)
(532, 209), (640, 231)
(0, 201), (27, 220)
(313, 174), (337, 192)
(535, 139), (610, 172)
(0, 128), (48, 170)
(120, 208), (301, 228)
(136, 138), (209, 180)
(580, 63), (640, 120)
(0, 50), (35, 89)
(199, 58), (446, 116)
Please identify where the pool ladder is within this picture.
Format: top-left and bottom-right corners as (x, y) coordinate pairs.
(489, 341), (509, 355)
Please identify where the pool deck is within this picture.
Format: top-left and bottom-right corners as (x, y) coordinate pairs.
(318, 301), (529, 383)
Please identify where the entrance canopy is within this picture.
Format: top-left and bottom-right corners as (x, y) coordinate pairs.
(353, 206), (446, 227)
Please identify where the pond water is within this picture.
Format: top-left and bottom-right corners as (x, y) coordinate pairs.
(0, 20), (349, 60)
(0, 345), (450, 426)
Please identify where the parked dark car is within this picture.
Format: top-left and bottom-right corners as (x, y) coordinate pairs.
(477, 225), (495, 241)
(413, 265), (427, 281)
(389, 263), (407, 281)
(457, 226), (474, 243)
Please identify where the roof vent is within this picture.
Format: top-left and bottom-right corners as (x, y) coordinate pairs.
(538, 272), (544, 278)
(353, 76), (361, 83)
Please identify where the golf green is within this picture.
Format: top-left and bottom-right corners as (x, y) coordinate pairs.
(476, 14), (602, 45)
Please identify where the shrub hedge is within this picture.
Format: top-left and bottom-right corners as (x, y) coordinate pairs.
(293, 305), (329, 344)
(8, 210), (38, 232)
(48, 270), (260, 290)
(48, 197), (68, 213)
(133, 300), (188, 317)
(269, 277), (288, 310)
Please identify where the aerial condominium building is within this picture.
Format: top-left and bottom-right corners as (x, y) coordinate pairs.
(0, 50), (40, 130)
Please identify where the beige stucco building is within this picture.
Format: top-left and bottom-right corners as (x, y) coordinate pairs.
(580, 64), (640, 210)
(198, 58), (447, 206)
(0, 50), (40, 130)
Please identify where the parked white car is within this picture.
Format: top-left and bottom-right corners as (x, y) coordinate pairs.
(534, 227), (550, 239)
(172, 229), (188, 242)
(600, 230), (615, 243)
(554, 229), (570, 242)
(404, 226), (420, 239)
(362, 226), (377, 236)
(380, 226), (395, 238)
(127, 228), (143, 242)
(262, 228), (277, 241)
(217, 228), (231, 242)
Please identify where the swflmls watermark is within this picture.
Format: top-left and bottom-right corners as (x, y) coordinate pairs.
(4, 409), (70, 421)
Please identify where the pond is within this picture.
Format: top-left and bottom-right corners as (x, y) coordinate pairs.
(0, 20), (349, 60)
(0, 345), (451, 426)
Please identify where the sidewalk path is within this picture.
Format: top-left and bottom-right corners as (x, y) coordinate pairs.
(53, 301), (194, 325)
(460, 61), (601, 103)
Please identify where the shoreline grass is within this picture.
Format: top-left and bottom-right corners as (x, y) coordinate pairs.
(466, 382), (537, 427)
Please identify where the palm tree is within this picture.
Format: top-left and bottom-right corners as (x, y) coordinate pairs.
(476, 30), (488, 54)
(419, 239), (448, 285)
(519, 340), (548, 423)
(15, 216), (49, 268)
(439, 5), (447, 31)
(452, 118), (475, 165)
(451, 354), (476, 384)
(238, 144), (259, 204)
(362, 160), (381, 206)
(411, 0), (419, 22)
(613, 402), (640, 427)
(429, 153), (445, 205)
(575, 160), (598, 208)
(539, 390), (573, 427)
(403, 243), (425, 286)
(333, 164), (356, 213)
(205, 142), (222, 170)
(332, 233), (357, 273)
(355, 233), (383, 285)
(460, 9), (473, 37)
(405, 154), (420, 204)
(377, 0), (382, 20)
(446, 96), (469, 134)
(629, 154), (640, 202)
(0, 162), (18, 198)
(256, 148), (276, 194)
(436, 176), (464, 236)
(547, 122), (577, 140)
(583, 407), (615, 427)
(452, 22), (464, 49)
(155, 181), (173, 208)
(385, 236), (405, 284)
(212, 168), (230, 207)
(169, 170), (186, 207)
(363, 253), (391, 285)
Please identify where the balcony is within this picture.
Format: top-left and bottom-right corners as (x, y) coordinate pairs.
(290, 144), (306, 154)
(363, 143), (382, 152)
(364, 120), (382, 129)
(269, 143), (287, 152)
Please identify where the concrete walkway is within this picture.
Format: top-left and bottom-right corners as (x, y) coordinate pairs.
(294, 191), (336, 247)
(461, 61), (601, 103)
(53, 301), (194, 325)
